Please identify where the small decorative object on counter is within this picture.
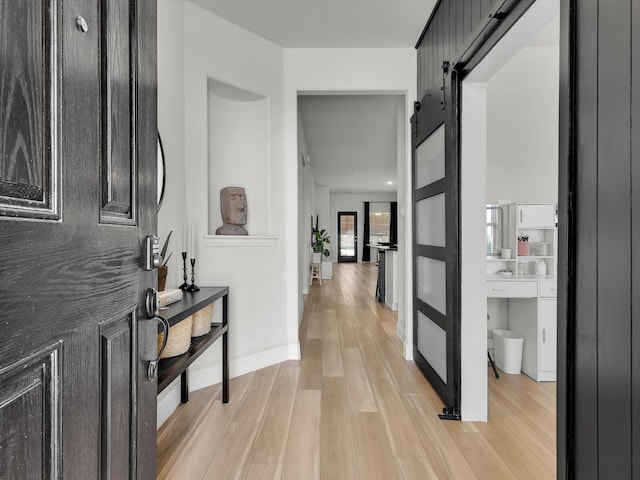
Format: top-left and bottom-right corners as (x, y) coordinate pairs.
(517, 234), (529, 256)
(187, 258), (200, 292)
(517, 261), (527, 275)
(539, 241), (549, 256)
(158, 231), (173, 291)
(179, 251), (189, 291)
(534, 259), (547, 275)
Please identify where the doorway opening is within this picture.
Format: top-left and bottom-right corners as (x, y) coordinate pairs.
(337, 211), (357, 262)
(460, 0), (560, 428)
(297, 92), (411, 356)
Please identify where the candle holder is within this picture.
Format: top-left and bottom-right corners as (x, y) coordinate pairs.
(179, 252), (189, 291)
(187, 258), (200, 292)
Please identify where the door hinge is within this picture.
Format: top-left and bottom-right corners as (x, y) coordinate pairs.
(440, 61), (450, 110)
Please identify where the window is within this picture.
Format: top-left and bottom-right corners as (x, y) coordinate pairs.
(370, 203), (390, 245)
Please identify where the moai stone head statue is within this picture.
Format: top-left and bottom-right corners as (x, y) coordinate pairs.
(216, 186), (248, 235)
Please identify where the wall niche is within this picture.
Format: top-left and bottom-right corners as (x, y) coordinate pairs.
(207, 78), (270, 237)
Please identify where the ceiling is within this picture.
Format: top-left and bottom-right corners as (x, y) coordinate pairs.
(190, 0), (437, 48)
(298, 95), (403, 194)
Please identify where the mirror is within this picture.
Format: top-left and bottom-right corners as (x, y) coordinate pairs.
(486, 205), (503, 256)
(157, 133), (166, 211)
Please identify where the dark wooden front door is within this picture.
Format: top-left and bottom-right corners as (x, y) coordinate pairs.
(0, 0), (157, 477)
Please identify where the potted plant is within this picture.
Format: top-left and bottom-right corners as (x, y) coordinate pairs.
(312, 228), (330, 264)
(158, 230), (172, 291)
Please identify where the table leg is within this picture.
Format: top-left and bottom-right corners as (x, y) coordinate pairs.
(222, 293), (229, 404)
(180, 370), (189, 403)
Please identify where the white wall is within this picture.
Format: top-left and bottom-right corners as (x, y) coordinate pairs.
(183, 0), (292, 366)
(314, 185), (330, 235)
(157, 0), (186, 289)
(486, 46), (559, 204)
(329, 193), (397, 262)
(460, 82), (489, 421)
(157, 0), (187, 427)
(298, 109), (315, 309)
(158, 0), (293, 426)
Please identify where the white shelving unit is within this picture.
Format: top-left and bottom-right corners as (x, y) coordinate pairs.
(509, 203), (557, 277)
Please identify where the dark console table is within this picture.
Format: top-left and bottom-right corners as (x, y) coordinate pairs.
(157, 287), (229, 404)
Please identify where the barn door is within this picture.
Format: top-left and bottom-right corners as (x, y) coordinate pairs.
(0, 0), (157, 477)
(411, 63), (461, 418)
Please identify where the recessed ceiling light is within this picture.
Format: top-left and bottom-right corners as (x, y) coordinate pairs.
(386, 181), (393, 185)
(353, 172), (358, 176)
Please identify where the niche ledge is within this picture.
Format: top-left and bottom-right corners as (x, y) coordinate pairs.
(203, 235), (278, 247)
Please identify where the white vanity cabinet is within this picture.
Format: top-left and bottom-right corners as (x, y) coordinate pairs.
(538, 298), (557, 375)
(505, 279), (557, 381)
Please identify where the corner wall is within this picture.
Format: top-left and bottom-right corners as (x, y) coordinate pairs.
(157, 0), (294, 426)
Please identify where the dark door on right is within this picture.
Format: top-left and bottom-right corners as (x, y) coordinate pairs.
(338, 211), (358, 262)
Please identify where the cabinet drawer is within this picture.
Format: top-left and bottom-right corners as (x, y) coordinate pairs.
(538, 281), (557, 298)
(487, 281), (537, 298)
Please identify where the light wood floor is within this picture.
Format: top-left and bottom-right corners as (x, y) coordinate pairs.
(157, 262), (556, 479)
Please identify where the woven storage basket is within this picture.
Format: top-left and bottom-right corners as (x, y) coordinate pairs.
(192, 303), (213, 337)
(158, 316), (193, 359)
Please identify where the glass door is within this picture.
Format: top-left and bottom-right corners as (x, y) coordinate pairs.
(412, 71), (461, 419)
(338, 211), (357, 262)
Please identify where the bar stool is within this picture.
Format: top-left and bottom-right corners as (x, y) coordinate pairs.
(309, 263), (322, 285)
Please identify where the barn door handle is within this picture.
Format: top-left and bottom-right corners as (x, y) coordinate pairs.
(145, 288), (170, 381)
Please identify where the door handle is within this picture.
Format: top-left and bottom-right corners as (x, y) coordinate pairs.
(143, 235), (162, 271)
(145, 288), (170, 381)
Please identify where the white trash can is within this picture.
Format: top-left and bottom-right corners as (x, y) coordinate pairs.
(492, 329), (524, 374)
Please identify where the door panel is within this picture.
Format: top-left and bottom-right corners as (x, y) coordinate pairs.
(0, 0), (59, 219)
(338, 211), (357, 262)
(412, 67), (461, 418)
(0, 0), (157, 477)
(0, 344), (60, 478)
(100, 312), (135, 479)
(100, 0), (136, 223)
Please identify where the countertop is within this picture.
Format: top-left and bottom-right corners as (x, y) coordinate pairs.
(369, 244), (398, 251)
(487, 273), (556, 281)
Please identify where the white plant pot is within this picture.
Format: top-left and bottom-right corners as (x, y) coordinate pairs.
(312, 252), (322, 264)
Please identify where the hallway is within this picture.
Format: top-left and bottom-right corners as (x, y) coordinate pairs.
(157, 263), (556, 479)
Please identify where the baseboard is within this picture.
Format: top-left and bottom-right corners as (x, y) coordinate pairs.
(396, 317), (405, 343)
(156, 377), (182, 427)
(157, 343), (300, 428)
(298, 298), (305, 325)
